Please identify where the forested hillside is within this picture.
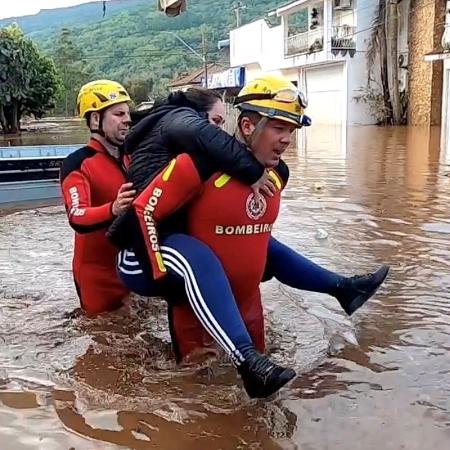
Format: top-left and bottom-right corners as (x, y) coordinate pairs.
(1, 0), (284, 114)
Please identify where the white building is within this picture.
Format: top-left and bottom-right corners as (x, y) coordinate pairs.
(425, 1), (450, 158)
(229, 0), (410, 127)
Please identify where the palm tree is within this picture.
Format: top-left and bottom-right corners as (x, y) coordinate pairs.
(366, 0), (404, 125)
(388, 0), (402, 124)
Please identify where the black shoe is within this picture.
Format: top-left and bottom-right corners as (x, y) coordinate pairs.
(334, 265), (389, 316)
(237, 351), (296, 398)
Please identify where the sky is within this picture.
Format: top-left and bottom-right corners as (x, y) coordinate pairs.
(0, 0), (105, 20)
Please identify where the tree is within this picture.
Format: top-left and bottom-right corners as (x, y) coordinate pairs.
(387, 0), (402, 124)
(0, 24), (62, 134)
(23, 52), (63, 119)
(365, 0), (406, 125)
(124, 76), (154, 104)
(52, 28), (93, 116)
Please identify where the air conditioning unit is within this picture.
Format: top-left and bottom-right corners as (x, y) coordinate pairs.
(398, 52), (409, 69)
(334, 0), (353, 10)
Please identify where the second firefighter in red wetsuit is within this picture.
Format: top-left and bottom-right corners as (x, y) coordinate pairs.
(60, 80), (135, 315)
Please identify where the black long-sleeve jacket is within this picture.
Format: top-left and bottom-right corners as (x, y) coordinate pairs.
(125, 105), (265, 193)
(107, 104), (267, 251)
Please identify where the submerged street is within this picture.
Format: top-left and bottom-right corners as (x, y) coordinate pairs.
(1, 125), (450, 449)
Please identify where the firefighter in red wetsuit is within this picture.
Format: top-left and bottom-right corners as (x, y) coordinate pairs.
(166, 109), (294, 358)
(124, 74), (388, 398)
(60, 80), (135, 315)
(129, 75), (308, 396)
(171, 158), (289, 357)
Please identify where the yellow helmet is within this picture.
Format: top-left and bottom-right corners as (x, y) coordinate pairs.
(77, 79), (131, 118)
(234, 74), (310, 127)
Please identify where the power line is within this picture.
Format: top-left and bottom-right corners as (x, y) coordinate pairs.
(53, 52), (203, 61)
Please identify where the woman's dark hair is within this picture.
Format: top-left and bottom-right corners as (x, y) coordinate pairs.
(130, 88), (222, 126)
(130, 109), (153, 125)
(167, 88), (222, 113)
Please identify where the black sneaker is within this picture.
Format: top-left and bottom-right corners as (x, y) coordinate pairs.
(237, 351), (296, 398)
(334, 265), (389, 316)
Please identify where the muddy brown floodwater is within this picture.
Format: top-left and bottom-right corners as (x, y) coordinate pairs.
(1, 125), (450, 449)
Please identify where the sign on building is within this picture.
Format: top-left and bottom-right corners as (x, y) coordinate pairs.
(204, 67), (246, 89)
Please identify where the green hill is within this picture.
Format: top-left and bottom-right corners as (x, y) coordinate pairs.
(1, 0), (284, 112)
(0, 1), (145, 39)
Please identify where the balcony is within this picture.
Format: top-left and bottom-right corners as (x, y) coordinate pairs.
(331, 25), (356, 55)
(333, 0), (353, 10)
(285, 26), (324, 56)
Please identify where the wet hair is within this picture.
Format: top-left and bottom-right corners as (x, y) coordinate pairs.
(85, 109), (107, 130)
(172, 88), (222, 113)
(85, 110), (101, 131)
(129, 109), (152, 125)
(237, 110), (261, 128)
(85, 111), (93, 127)
(130, 88), (222, 126)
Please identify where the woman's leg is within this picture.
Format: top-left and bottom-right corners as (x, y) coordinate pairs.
(264, 237), (343, 292)
(161, 234), (295, 398)
(117, 248), (162, 297)
(264, 237), (389, 315)
(117, 234), (295, 398)
(118, 241), (253, 362)
(160, 234), (255, 364)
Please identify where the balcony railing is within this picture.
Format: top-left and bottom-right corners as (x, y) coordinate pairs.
(331, 25), (356, 50)
(334, 0), (353, 10)
(285, 26), (324, 56)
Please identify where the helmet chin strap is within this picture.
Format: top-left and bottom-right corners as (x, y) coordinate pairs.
(236, 115), (268, 148)
(90, 111), (121, 149)
(251, 116), (268, 146)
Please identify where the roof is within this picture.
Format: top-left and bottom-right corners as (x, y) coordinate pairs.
(168, 63), (225, 88)
(268, 0), (308, 17)
(136, 101), (155, 111)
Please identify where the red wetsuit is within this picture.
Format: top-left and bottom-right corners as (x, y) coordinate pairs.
(60, 138), (129, 314)
(132, 153), (288, 357)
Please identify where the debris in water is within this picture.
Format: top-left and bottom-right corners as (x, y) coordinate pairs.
(315, 228), (329, 240)
(313, 181), (326, 192)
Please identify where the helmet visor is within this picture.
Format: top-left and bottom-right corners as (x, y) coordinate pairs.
(272, 88), (308, 108)
(234, 88), (308, 109)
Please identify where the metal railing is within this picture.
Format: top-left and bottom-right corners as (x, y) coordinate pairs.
(331, 25), (356, 50)
(0, 144), (80, 160)
(333, 0), (353, 9)
(285, 26), (324, 56)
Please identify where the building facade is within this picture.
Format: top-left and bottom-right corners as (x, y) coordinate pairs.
(409, 0), (445, 126)
(424, 0), (450, 154)
(229, 0), (415, 127)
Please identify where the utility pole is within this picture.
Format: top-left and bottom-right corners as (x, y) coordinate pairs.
(233, 1), (246, 28)
(162, 30), (209, 88)
(64, 65), (68, 117)
(202, 28), (208, 88)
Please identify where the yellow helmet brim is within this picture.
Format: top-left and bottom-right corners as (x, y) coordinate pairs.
(237, 103), (305, 128)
